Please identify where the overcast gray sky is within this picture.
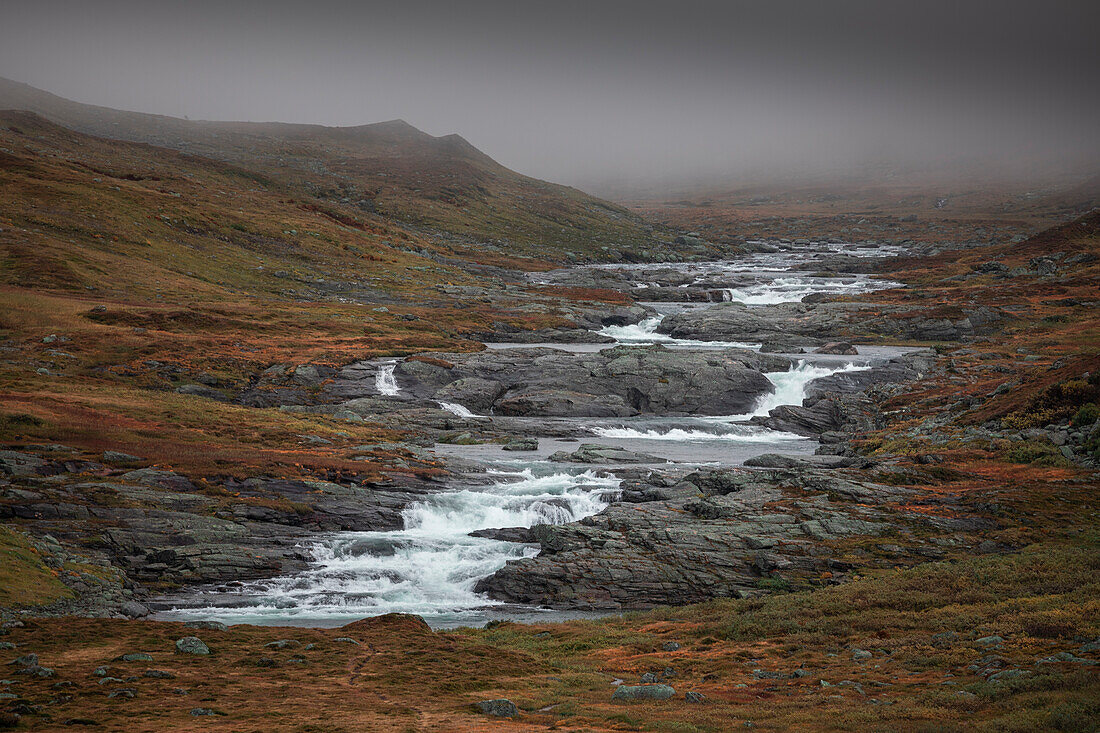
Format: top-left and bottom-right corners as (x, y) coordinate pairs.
(1, 0), (1097, 194)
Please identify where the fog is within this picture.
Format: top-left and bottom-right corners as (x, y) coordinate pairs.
(1, 0), (1097, 196)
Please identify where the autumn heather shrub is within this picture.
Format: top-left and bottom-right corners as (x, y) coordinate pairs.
(1071, 402), (1099, 427)
(1003, 377), (1099, 429)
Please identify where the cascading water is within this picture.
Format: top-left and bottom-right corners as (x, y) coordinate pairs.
(590, 425), (807, 442)
(590, 360), (871, 443)
(437, 401), (481, 418)
(162, 469), (619, 627)
(597, 315), (759, 349)
(723, 276), (883, 305)
(748, 360), (870, 417)
(375, 362), (400, 396)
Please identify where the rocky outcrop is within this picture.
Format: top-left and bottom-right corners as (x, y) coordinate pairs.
(657, 302), (867, 346)
(370, 346), (790, 418)
(656, 301), (1004, 346)
(474, 466), (929, 609)
(755, 351), (935, 437)
(548, 444), (666, 464)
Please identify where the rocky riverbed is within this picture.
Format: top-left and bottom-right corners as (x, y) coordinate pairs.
(0, 239), (1026, 628)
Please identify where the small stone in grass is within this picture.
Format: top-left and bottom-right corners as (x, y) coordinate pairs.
(612, 684), (676, 702)
(475, 699), (519, 717)
(174, 637), (210, 656)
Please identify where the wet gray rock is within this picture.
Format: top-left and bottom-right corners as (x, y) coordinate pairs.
(815, 342), (858, 355)
(433, 378), (505, 413)
(501, 438), (538, 451)
(469, 527), (536, 543)
(549, 444), (665, 464)
(476, 466), (916, 609)
(343, 346), (788, 418)
(658, 301), (1002, 345)
(183, 621), (228, 632)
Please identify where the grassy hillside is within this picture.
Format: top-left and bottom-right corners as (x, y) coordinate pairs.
(0, 110), (617, 478)
(0, 77), (683, 263)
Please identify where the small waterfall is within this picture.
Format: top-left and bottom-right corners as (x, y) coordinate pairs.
(751, 360), (869, 416)
(596, 315), (666, 343)
(437, 401), (481, 418)
(375, 362), (400, 396)
(597, 315), (759, 349)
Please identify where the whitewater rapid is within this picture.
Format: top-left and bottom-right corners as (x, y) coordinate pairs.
(163, 469), (620, 627)
(597, 315), (760, 348)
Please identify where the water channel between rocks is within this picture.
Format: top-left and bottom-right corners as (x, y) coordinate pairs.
(156, 242), (916, 628)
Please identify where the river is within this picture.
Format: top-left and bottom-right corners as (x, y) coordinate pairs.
(156, 240), (910, 628)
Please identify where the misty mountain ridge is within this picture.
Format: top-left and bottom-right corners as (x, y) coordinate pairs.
(0, 76), (679, 263)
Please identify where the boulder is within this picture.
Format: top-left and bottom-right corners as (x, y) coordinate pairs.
(549, 444), (664, 464)
(120, 601), (150, 619)
(501, 438), (538, 452)
(102, 450), (143, 465)
(814, 342), (858, 355)
(612, 684), (676, 702)
(174, 637), (210, 655)
(475, 699), (519, 717)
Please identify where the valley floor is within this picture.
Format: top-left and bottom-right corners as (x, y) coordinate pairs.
(2, 125), (1099, 729)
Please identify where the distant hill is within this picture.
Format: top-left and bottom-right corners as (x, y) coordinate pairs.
(0, 76), (685, 263)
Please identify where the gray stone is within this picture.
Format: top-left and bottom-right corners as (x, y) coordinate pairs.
(685, 690), (707, 703)
(814, 342), (859, 355)
(549, 443), (665, 464)
(612, 684), (676, 702)
(174, 637), (210, 656)
(102, 450), (143, 465)
(475, 698), (519, 717)
(183, 621), (228, 632)
(502, 438), (538, 452)
(119, 602), (150, 619)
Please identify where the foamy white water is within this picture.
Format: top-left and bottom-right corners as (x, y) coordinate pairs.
(590, 425), (808, 442)
(695, 360), (871, 425)
(437, 401), (482, 418)
(162, 470), (619, 626)
(598, 315), (759, 349)
(375, 362), (400, 395)
(723, 276), (888, 305)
